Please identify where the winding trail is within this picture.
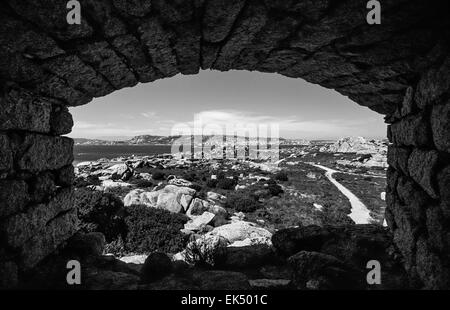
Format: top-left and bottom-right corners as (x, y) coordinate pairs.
(309, 163), (373, 224)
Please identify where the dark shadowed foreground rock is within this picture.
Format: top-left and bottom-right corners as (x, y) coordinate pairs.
(288, 251), (363, 290)
(273, 224), (410, 289)
(65, 232), (106, 257)
(139, 270), (251, 290)
(84, 269), (140, 290)
(219, 244), (279, 269)
(140, 252), (173, 283)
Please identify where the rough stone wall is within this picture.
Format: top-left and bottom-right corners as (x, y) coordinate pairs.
(0, 86), (77, 288)
(385, 54), (450, 289)
(0, 0), (449, 288)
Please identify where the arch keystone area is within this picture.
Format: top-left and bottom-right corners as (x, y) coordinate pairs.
(0, 0), (449, 289)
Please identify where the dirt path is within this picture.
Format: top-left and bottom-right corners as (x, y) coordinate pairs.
(309, 163), (373, 224)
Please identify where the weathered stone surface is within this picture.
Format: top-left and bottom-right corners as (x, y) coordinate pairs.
(139, 18), (179, 77)
(233, 15), (301, 71)
(34, 73), (93, 106)
(141, 252), (173, 283)
(112, 0), (152, 17)
(82, 0), (128, 37)
(273, 225), (396, 273)
(425, 205), (450, 253)
(0, 134), (13, 174)
(0, 51), (44, 83)
(0, 261), (18, 289)
(288, 251), (362, 290)
(111, 35), (160, 83)
(84, 268), (139, 290)
(172, 24), (201, 75)
(290, 0), (365, 52)
(50, 105), (73, 135)
(20, 209), (78, 269)
(431, 102), (450, 153)
(387, 146), (411, 175)
(29, 171), (57, 202)
(415, 237), (450, 289)
(213, 3), (268, 71)
(1, 187), (74, 248)
(272, 225), (331, 257)
(0, 87), (52, 133)
(8, 0), (93, 41)
(191, 270), (251, 290)
(202, 0), (246, 43)
(77, 42), (138, 89)
(220, 244), (277, 269)
(65, 232), (106, 258)
(43, 55), (114, 97)
(415, 57), (450, 108)
(55, 165), (75, 187)
(395, 175), (429, 222)
(408, 149), (440, 199)
(390, 202), (419, 272)
(401, 87), (415, 117)
(152, 0), (199, 24)
(0, 13), (64, 60)
(16, 134), (73, 172)
(390, 114), (431, 147)
(0, 180), (29, 219)
(438, 165), (450, 212)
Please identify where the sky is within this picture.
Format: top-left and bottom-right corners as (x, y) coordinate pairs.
(69, 70), (386, 140)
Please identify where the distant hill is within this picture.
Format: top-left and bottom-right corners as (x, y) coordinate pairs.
(319, 136), (387, 154)
(128, 135), (181, 145)
(73, 135), (311, 146)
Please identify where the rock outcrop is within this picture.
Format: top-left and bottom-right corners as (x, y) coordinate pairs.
(124, 185), (196, 213)
(320, 137), (387, 155)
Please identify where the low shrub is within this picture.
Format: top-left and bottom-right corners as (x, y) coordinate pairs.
(189, 183), (203, 192)
(216, 172), (226, 180)
(275, 171), (289, 182)
(75, 188), (127, 242)
(206, 179), (218, 188)
(152, 171), (165, 180)
(184, 236), (227, 268)
(132, 179), (154, 188)
(226, 192), (260, 212)
(124, 206), (189, 254)
(268, 183), (284, 196)
(74, 175), (101, 187)
(182, 172), (197, 182)
(216, 178), (236, 190)
(104, 236), (126, 257)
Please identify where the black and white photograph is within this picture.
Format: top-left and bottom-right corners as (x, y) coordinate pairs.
(0, 0), (449, 298)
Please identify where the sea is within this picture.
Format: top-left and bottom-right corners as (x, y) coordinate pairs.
(73, 144), (300, 165)
(73, 145), (172, 165)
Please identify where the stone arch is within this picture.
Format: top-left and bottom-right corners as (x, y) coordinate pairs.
(0, 0), (449, 289)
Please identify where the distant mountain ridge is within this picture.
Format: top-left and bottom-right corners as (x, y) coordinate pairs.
(319, 136), (387, 154)
(73, 135), (310, 146)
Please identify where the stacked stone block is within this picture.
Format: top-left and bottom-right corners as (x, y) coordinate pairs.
(385, 55), (450, 289)
(0, 86), (77, 288)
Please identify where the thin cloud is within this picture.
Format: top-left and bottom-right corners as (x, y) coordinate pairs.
(141, 111), (157, 118)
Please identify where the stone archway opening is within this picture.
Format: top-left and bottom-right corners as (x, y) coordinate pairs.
(0, 0), (449, 289)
